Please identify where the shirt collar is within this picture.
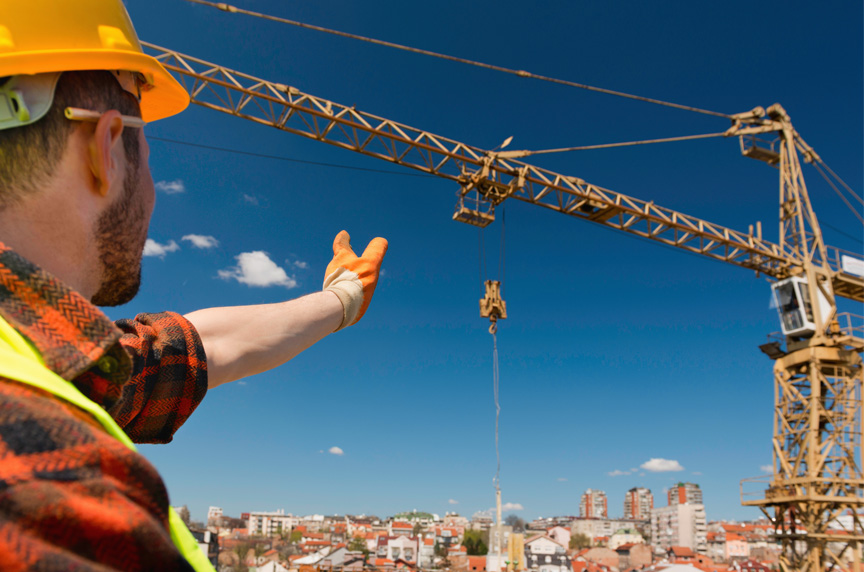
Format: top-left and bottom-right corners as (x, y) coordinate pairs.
(0, 243), (130, 382)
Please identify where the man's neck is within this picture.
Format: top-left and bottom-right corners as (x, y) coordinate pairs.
(0, 175), (101, 301)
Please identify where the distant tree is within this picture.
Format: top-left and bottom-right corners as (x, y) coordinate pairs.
(394, 511), (435, 520)
(233, 542), (251, 569)
(504, 515), (525, 533)
(413, 523), (425, 536)
(463, 530), (489, 556)
(570, 533), (591, 550)
(253, 543), (268, 559)
(289, 530), (303, 543)
(434, 541), (447, 558)
(348, 535), (369, 555)
(175, 505), (191, 526)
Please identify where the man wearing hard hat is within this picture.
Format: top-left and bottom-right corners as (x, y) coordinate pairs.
(0, 2), (386, 570)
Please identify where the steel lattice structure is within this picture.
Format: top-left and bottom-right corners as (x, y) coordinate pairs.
(144, 43), (864, 570)
(144, 43), (862, 303)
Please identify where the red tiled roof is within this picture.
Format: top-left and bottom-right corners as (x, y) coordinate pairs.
(670, 546), (695, 557)
(468, 556), (487, 571)
(424, 539), (434, 546)
(392, 522), (413, 529)
(615, 543), (636, 551)
(448, 545), (468, 553)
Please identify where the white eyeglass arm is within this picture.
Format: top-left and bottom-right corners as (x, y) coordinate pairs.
(65, 107), (146, 129)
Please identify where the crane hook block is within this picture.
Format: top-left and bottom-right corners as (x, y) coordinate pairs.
(480, 280), (507, 334)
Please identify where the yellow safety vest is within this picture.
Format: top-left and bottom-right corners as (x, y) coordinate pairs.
(0, 315), (216, 572)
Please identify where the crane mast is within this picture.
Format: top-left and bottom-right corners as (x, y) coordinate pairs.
(145, 43), (864, 571)
(731, 106), (864, 572)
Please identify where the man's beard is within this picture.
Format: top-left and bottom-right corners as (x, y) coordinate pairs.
(90, 160), (148, 307)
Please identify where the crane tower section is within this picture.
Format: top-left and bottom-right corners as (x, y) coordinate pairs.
(732, 106), (864, 572)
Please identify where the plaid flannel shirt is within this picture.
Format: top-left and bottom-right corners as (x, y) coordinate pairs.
(0, 244), (208, 571)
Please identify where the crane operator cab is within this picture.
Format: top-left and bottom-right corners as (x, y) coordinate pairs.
(771, 276), (831, 338)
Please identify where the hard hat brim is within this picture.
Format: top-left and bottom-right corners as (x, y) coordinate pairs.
(0, 50), (190, 123)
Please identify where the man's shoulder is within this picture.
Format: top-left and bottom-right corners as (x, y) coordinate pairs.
(0, 377), (163, 496)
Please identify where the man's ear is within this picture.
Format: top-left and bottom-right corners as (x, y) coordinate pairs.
(87, 110), (125, 197)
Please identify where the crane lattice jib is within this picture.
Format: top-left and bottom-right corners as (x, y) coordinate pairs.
(144, 43), (863, 302)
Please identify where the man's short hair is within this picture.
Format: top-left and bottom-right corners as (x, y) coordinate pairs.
(0, 70), (142, 208)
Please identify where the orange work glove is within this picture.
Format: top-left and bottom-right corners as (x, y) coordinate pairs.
(323, 230), (388, 330)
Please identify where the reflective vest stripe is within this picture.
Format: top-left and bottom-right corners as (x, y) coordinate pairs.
(0, 315), (215, 572)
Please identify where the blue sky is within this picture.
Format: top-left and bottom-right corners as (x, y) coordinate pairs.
(117, 0), (863, 524)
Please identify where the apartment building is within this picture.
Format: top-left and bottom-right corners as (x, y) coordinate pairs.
(247, 509), (297, 536)
(650, 504), (707, 553)
(623, 488), (653, 520)
(580, 489), (608, 518)
(668, 482), (703, 506)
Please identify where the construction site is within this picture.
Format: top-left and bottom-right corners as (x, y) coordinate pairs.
(76, 1), (863, 571)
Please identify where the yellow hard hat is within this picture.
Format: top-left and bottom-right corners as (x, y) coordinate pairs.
(0, 0), (189, 123)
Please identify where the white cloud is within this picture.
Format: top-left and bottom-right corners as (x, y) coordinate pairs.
(691, 471), (703, 476)
(501, 502), (523, 511)
(608, 469), (632, 477)
(155, 179), (185, 194)
(182, 234), (220, 249)
(448, 499), (459, 505)
(243, 193), (259, 205)
(143, 239), (180, 258)
(557, 478), (567, 482)
(218, 251), (297, 288)
(640, 458), (684, 472)
(760, 464), (773, 473)
(237, 381), (247, 386)
(293, 260), (309, 269)
(328, 446), (344, 456)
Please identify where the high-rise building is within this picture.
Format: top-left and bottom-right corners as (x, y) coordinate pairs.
(623, 487), (653, 520)
(668, 482), (703, 506)
(580, 489), (608, 518)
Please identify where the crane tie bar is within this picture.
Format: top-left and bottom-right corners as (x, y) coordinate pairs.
(185, 0), (733, 119)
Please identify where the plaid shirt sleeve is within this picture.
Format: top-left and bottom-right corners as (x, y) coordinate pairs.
(0, 380), (196, 571)
(110, 311), (209, 444)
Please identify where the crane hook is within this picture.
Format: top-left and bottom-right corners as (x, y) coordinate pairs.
(480, 280), (506, 335)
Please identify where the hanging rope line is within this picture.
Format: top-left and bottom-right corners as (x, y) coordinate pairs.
(500, 207), (506, 294)
(184, 0), (732, 119)
(813, 162), (864, 225)
(502, 131), (729, 157)
(492, 330), (501, 491)
(816, 159), (864, 206)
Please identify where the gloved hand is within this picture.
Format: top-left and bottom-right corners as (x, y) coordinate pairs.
(323, 230), (388, 331)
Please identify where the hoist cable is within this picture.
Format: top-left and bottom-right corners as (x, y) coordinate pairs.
(816, 159), (864, 206)
(813, 162), (864, 226)
(492, 330), (500, 491)
(505, 131), (729, 157)
(501, 206), (506, 297)
(184, 0), (732, 119)
(480, 228), (487, 282)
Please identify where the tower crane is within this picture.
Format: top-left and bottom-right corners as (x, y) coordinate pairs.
(144, 43), (863, 572)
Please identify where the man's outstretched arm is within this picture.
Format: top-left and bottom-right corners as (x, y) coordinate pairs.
(185, 231), (387, 388)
